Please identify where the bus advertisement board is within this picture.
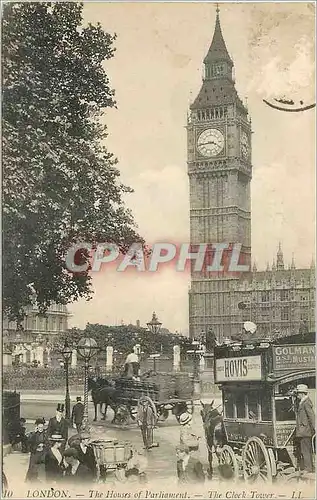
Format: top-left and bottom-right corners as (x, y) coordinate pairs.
(273, 344), (315, 372)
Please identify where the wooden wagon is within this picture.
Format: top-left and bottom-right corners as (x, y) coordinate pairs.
(114, 371), (194, 424)
(212, 338), (315, 483)
(90, 438), (132, 482)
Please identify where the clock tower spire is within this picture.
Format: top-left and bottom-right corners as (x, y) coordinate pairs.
(188, 6), (252, 341)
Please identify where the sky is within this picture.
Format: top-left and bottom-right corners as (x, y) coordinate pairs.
(69, 2), (315, 334)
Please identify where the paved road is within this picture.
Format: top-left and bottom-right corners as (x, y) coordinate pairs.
(4, 402), (210, 488)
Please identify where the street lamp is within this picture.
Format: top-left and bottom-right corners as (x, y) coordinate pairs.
(77, 337), (99, 429)
(146, 312), (162, 335)
(61, 340), (72, 421)
(187, 340), (204, 398)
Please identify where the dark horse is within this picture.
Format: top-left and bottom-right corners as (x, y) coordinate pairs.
(200, 400), (225, 479)
(88, 377), (119, 422)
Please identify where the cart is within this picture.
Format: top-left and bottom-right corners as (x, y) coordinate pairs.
(90, 438), (132, 482)
(211, 338), (315, 483)
(110, 372), (194, 426)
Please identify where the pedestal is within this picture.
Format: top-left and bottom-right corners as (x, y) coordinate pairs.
(106, 346), (113, 373)
(71, 349), (77, 369)
(173, 345), (180, 372)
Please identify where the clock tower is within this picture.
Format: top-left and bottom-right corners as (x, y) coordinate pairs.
(188, 7), (252, 340)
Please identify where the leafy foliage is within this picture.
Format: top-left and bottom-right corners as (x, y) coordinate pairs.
(3, 2), (143, 322)
(58, 323), (194, 357)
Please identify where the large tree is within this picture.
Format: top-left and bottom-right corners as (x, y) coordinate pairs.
(2, 2), (143, 322)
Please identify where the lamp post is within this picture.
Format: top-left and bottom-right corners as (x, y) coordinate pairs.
(61, 340), (72, 421)
(146, 312), (162, 335)
(77, 337), (99, 430)
(187, 340), (204, 398)
(149, 353), (160, 373)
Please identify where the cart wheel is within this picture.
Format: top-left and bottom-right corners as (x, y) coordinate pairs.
(219, 445), (239, 482)
(115, 404), (130, 425)
(157, 407), (169, 421)
(242, 436), (272, 483)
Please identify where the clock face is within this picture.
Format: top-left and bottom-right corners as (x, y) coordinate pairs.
(241, 131), (250, 158)
(197, 128), (224, 157)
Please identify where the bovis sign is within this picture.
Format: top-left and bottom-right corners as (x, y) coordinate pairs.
(215, 355), (262, 382)
(273, 344), (315, 372)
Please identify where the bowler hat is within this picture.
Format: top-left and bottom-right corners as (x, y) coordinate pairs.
(179, 413), (192, 426)
(296, 384), (308, 394)
(56, 403), (65, 413)
(49, 434), (65, 442)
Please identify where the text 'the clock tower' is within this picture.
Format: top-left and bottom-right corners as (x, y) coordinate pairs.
(188, 7), (252, 340)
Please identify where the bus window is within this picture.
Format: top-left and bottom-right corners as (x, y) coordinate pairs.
(275, 396), (295, 421)
(223, 392), (234, 418)
(260, 392), (272, 421)
(247, 392), (259, 420)
(236, 392), (246, 419)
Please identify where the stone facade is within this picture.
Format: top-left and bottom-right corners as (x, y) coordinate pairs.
(188, 10), (315, 341)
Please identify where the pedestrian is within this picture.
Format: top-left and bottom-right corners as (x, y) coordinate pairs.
(45, 434), (66, 484)
(62, 447), (93, 484)
(25, 418), (47, 483)
(9, 417), (28, 453)
(72, 432), (97, 481)
(71, 397), (84, 433)
(125, 446), (148, 483)
(47, 404), (68, 451)
(294, 384), (315, 475)
(176, 444), (205, 484)
(179, 413), (200, 453)
(137, 397), (159, 450)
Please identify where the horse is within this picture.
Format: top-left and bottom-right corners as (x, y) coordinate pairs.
(200, 400), (225, 479)
(88, 377), (119, 422)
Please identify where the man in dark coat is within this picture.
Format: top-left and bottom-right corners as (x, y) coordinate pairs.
(176, 444), (205, 484)
(25, 418), (47, 482)
(294, 384), (315, 474)
(47, 404), (68, 452)
(71, 397), (84, 433)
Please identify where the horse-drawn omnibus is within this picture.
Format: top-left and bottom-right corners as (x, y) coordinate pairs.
(201, 336), (315, 483)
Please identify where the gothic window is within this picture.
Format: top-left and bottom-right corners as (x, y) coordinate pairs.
(261, 291), (270, 302)
(262, 307), (270, 321)
(280, 290), (289, 301)
(281, 307), (289, 321)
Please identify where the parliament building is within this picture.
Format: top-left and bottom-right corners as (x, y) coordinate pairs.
(188, 9), (315, 341)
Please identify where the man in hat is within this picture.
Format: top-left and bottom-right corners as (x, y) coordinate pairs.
(72, 432), (97, 480)
(294, 384), (315, 474)
(25, 418), (47, 482)
(47, 404), (68, 451)
(176, 444), (205, 484)
(137, 397), (159, 450)
(45, 434), (66, 483)
(71, 397), (84, 433)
